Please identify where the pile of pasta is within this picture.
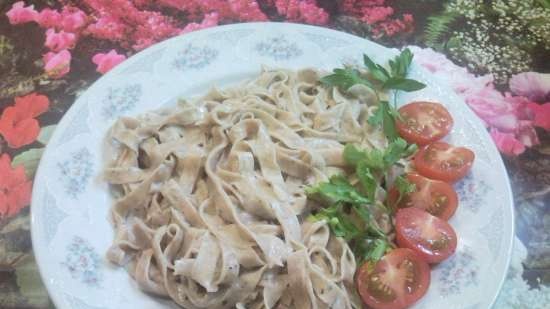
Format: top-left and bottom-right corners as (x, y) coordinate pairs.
(104, 68), (384, 309)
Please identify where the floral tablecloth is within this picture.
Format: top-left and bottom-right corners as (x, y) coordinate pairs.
(0, 1), (549, 308)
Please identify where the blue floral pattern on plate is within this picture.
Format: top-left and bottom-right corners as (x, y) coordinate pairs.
(101, 84), (142, 119)
(121, 48), (165, 75)
(438, 247), (479, 296)
(64, 293), (105, 309)
(455, 173), (491, 213)
(58, 102), (91, 146)
(62, 237), (102, 287)
(303, 32), (348, 50)
(480, 210), (504, 259)
(58, 148), (93, 199)
(172, 44), (218, 71)
(41, 190), (67, 245)
(255, 35), (303, 60)
(206, 29), (254, 43)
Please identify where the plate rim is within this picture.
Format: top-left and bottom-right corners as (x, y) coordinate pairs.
(30, 21), (514, 309)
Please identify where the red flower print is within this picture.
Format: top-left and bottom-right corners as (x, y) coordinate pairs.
(0, 93), (50, 148)
(0, 154), (32, 219)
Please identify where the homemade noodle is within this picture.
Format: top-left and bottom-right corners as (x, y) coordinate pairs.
(104, 68), (387, 309)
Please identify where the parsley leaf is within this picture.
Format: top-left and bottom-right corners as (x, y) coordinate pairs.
(311, 203), (360, 241)
(343, 144), (384, 170)
(394, 175), (416, 205)
(354, 238), (390, 264)
(323, 48), (426, 141)
(320, 68), (372, 90)
(383, 138), (418, 167)
(310, 203), (386, 254)
(383, 77), (426, 92)
(363, 54), (390, 83)
(367, 101), (385, 126)
(343, 144), (368, 166)
(389, 48), (414, 79)
(384, 48), (426, 92)
(344, 138), (418, 171)
(306, 175), (385, 238)
(305, 175), (370, 205)
(368, 100), (399, 141)
(356, 161), (377, 201)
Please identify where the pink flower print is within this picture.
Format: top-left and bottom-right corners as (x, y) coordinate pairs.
(375, 15), (413, 37)
(362, 6), (394, 25)
(490, 128), (526, 156)
(408, 46), (542, 156)
(36, 8), (62, 28)
(509, 72), (550, 102)
(85, 15), (127, 41)
(228, 0), (268, 21)
(526, 102), (550, 131)
(131, 12), (181, 50)
(60, 6), (87, 33)
(465, 87), (517, 130)
(6, 1), (38, 25)
(45, 29), (77, 52)
(92, 50), (126, 74)
(43, 49), (71, 78)
(517, 122), (540, 148)
(274, 0), (329, 25)
(181, 12), (219, 34)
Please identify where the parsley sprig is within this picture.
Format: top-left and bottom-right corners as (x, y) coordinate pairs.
(307, 49), (424, 263)
(306, 138), (417, 263)
(394, 175), (417, 205)
(320, 48), (426, 141)
(343, 138), (416, 204)
(321, 48), (425, 92)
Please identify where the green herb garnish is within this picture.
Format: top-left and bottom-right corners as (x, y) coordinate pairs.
(394, 175), (416, 205)
(310, 203), (361, 241)
(319, 68), (373, 90)
(354, 238), (391, 264)
(321, 48), (426, 141)
(343, 138), (417, 171)
(356, 160), (377, 202)
(310, 49), (425, 263)
(321, 48), (425, 93)
(305, 175), (370, 206)
(306, 174), (387, 259)
(368, 100), (399, 140)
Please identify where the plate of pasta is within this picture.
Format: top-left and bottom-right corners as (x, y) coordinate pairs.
(31, 22), (514, 309)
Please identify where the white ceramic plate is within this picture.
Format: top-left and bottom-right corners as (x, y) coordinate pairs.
(31, 22), (514, 309)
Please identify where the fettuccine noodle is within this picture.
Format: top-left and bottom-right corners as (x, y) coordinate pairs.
(104, 68), (386, 309)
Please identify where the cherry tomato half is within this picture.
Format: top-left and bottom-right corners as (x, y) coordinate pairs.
(414, 142), (474, 182)
(356, 248), (431, 309)
(387, 174), (459, 220)
(395, 208), (458, 264)
(396, 102), (453, 146)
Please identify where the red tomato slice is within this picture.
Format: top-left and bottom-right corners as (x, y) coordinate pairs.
(395, 208), (458, 264)
(414, 142), (475, 182)
(356, 248), (431, 309)
(396, 102), (453, 146)
(387, 174), (459, 220)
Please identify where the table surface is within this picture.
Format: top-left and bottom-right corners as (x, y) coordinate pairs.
(0, 1), (549, 308)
